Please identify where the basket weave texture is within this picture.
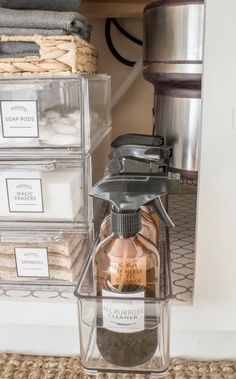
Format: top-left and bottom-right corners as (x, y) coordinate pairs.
(1, 354), (236, 379)
(0, 35), (98, 76)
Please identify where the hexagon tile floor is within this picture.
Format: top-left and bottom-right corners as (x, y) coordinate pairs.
(168, 194), (197, 303)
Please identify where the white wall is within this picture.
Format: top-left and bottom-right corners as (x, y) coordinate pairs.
(171, 0), (236, 352)
(90, 19), (154, 139)
(194, 0), (236, 309)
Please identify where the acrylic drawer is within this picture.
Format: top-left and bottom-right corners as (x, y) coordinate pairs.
(74, 241), (172, 376)
(0, 132), (110, 230)
(0, 159), (88, 225)
(0, 229), (93, 285)
(0, 74), (111, 156)
(0, 161), (89, 229)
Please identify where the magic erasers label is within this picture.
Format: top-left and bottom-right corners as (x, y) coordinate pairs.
(102, 289), (145, 333)
(6, 178), (44, 213)
(1, 101), (39, 138)
(15, 248), (49, 278)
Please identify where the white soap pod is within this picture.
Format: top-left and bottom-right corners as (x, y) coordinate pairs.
(40, 119), (48, 128)
(53, 120), (78, 135)
(46, 110), (61, 122)
(40, 128), (55, 142)
(70, 110), (81, 120)
(74, 119), (81, 129)
(69, 111), (81, 128)
(91, 111), (102, 127)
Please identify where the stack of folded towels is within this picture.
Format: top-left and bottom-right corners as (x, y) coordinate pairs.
(0, 0), (91, 57)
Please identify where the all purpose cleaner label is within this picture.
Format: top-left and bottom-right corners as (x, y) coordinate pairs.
(102, 289), (145, 333)
(1, 101), (39, 138)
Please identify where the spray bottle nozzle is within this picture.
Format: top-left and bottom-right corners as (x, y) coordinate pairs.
(108, 157), (168, 176)
(90, 175), (174, 230)
(90, 175), (168, 212)
(151, 198), (175, 228)
(111, 133), (165, 148)
(109, 145), (172, 162)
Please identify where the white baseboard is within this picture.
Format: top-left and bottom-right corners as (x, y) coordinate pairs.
(0, 324), (79, 356)
(171, 329), (236, 360)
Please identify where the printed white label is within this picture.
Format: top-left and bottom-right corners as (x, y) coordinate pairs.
(6, 178), (44, 213)
(1, 101), (38, 138)
(15, 248), (49, 278)
(102, 289), (145, 333)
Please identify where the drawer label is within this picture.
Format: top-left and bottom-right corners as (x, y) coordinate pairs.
(102, 289), (145, 333)
(6, 178), (44, 213)
(15, 248), (49, 278)
(110, 256), (147, 287)
(1, 100), (39, 138)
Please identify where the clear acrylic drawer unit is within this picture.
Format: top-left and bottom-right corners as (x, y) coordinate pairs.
(0, 75), (111, 156)
(0, 132), (111, 230)
(0, 229), (93, 286)
(74, 241), (172, 376)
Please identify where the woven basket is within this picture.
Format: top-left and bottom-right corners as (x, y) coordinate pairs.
(0, 35), (98, 76)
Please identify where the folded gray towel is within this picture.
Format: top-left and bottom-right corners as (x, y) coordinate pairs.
(0, 27), (68, 36)
(0, 8), (87, 34)
(0, 0), (81, 12)
(0, 41), (39, 56)
(0, 26), (92, 42)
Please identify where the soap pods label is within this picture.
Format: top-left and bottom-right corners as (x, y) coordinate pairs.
(102, 289), (145, 333)
(15, 247), (49, 278)
(6, 178), (44, 213)
(1, 100), (39, 138)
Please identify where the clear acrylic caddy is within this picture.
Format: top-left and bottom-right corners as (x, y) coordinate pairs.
(0, 131), (110, 230)
(0, 229), (93, 285)
(74, 241), (172, 376)
(0, 74), (111, 156)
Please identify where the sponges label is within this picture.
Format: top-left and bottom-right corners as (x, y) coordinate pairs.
(15, 247), (49, 278)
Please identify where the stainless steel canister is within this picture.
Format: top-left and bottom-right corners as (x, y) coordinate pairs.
(143, 0), (204, 82)
(154, 85), (201, 175)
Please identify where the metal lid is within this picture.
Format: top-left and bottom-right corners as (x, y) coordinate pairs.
(144, 0), (204, 12)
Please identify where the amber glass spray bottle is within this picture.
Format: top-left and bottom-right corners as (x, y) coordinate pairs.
(90, 175), (174, 367)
